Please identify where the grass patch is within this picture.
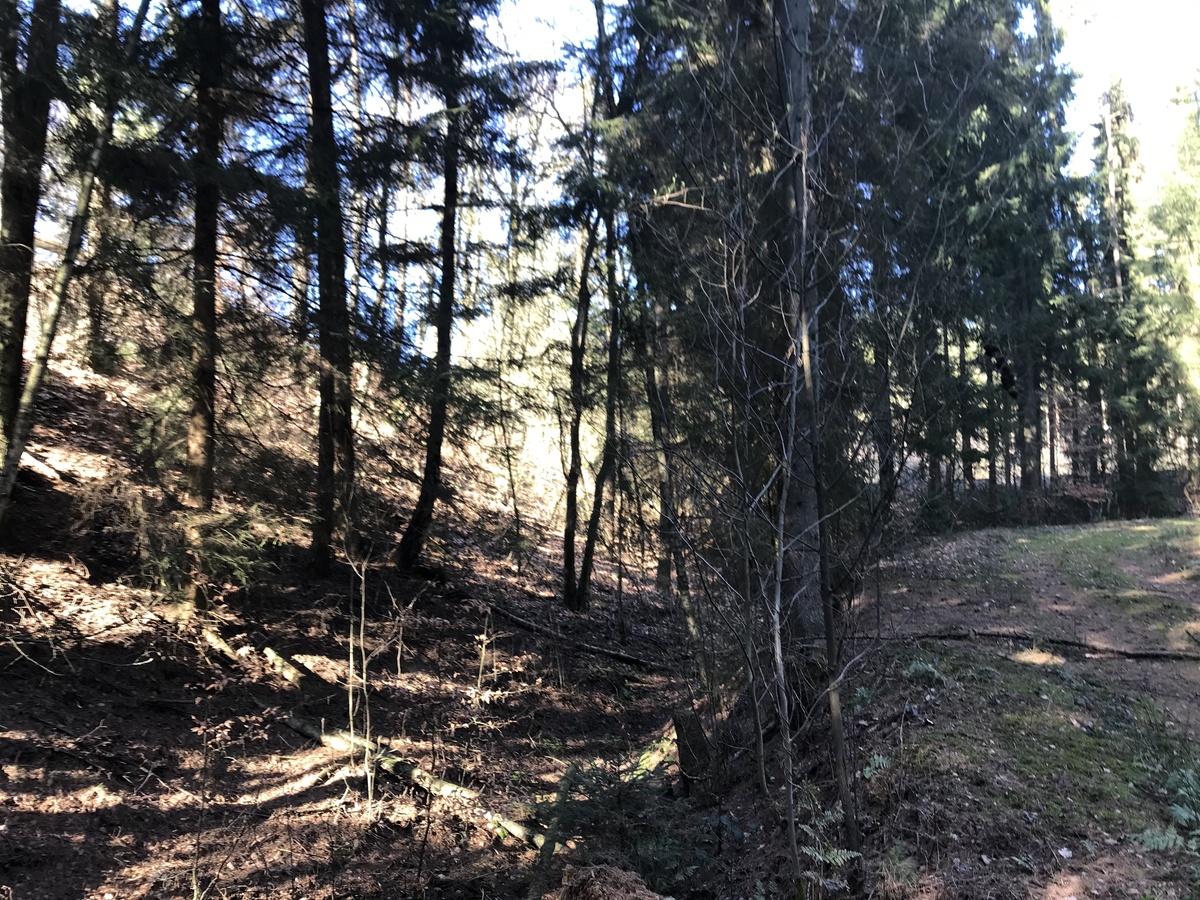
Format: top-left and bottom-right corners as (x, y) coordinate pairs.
(1012, 524), (1135, 589)
(1010, 519), (1200, 589)
(890, 648), (1185, 842)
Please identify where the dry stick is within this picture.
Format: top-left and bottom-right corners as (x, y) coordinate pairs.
(199, 627), (558, 850)
(489, 603), (654, 671)
(267, 705), (560, 849)
(873, 629), (1200, 662)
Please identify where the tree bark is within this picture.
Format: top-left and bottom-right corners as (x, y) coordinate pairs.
(0, 0), (149, 527)
(644, 298), (687, 595)
(84, 181), (114, 372)
(0, 0), (61, 460)
(301, 0), (356, 573)
(561, 216), (601, 606)
(185, 0), (224, 511)
(397, 80), (460, 569)
(773, 0), (859, 865)
(959, 334), (974, 490)
(572, 212), (621, 611)
(774, 0), (821, 645)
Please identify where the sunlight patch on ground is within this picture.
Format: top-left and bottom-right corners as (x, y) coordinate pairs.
(1011, 647), (1065, 666)
(1038, 871), (1084, 899)
(1166, 620), (1200, 651)
(26, 441), (112, 480)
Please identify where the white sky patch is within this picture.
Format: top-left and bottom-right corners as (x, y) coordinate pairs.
(490, 0), (594, 62)
(1050, 0), (1200, 198)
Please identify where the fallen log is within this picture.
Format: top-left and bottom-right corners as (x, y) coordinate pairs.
(490, 604), (654, 671)
(198, 625), (557, 849)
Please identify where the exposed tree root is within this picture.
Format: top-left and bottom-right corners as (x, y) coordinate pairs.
(874, 628), (1200, 662)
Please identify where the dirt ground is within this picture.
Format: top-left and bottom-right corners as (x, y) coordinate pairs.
(3, 369), (1200, 899)
(863, 521), (1200, 899)
(0, 525), (688, 900)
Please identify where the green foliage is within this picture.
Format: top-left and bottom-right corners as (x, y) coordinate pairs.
(154, 507), (276, 596)
(903, 661), (948, 686)
(917, 489), (954, 535)
(75, 478), (275, 597)
(877, 845), (920, 895)
(534, 761), (745, 893)
(861, 754), (893, 780)
(851, 686), (875, 715)
(794, 782), (861, 893)
(1141, 768), (1200, 853)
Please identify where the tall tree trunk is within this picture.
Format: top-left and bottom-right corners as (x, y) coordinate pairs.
(987, 359), (998, 510)
(571, 212), (621, 612)
(774, 0), (821, 646)
(561, 216), (601, 605)
(1048, 371), (1058, 484)
(1018, 350), (1040, 494)
(85, 181), (114, 371)
(397, 81), (460, 569)
(185, 0), (224, 511)
(0, 0), (149, 527)
(1086, 345), (1103, 484)
(301, 0), (355, 572)
(0, 0), (61, 461)
(292, 216), (312, 342)
(562, 0), (619, 612)
(959, 333), (974, 490)
(773, 0), (860, 865)
(644, 298), (686, 595)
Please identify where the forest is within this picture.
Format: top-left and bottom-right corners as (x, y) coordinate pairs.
(3, 0), (1200, 896)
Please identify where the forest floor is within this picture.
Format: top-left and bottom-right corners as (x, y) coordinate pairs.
(860, 519), (1200, 899)
(3, 367), (1200, 899)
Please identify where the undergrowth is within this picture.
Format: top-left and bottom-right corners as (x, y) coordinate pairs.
(75, 477), (277, 596)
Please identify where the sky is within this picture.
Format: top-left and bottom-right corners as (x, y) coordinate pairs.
(494, 0), (1200, 199)
(1047, 0), (1200, 198)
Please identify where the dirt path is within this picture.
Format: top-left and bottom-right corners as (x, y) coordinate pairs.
(874, 521), (1200, 732)
(862, 519), (1200, 899)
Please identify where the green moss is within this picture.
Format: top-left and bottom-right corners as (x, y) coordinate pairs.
(901, 649), (1182, 838)
(1011, 519), (1200, 588)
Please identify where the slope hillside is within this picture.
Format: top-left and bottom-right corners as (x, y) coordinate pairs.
(3, 365), (1200, 899)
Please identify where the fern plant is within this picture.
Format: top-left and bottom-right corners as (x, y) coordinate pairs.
(794, 783), (861, 895)
(1140, 767), (1200, 852)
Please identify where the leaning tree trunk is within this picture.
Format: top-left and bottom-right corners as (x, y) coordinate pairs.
(301, 0), (356, 573)
(396, 80), (461, 569)
(0, 0), (61, 462)
(0, 0), (150, 527)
